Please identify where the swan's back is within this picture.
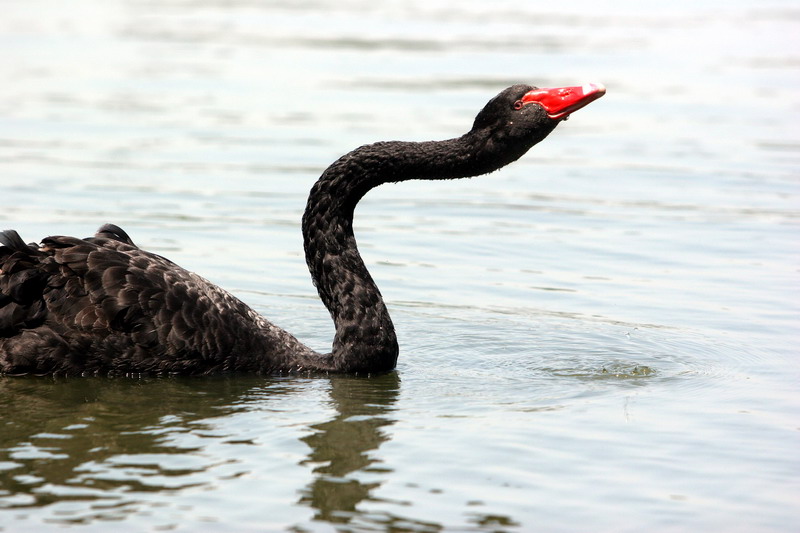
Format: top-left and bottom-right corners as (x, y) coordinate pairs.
(0, 224), (302, 376)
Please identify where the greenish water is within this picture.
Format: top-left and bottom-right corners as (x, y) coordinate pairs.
(1, 0), (799, 531)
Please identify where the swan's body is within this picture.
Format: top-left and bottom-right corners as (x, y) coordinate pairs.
(0, 83), (605, 376)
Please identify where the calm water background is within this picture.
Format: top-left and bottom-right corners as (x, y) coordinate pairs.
(1, 0), (798, 531)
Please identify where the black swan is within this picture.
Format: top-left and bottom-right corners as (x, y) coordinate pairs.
(0, 83), (605, 376)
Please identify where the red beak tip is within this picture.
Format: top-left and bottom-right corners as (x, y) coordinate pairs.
(587, 83), (606, 95)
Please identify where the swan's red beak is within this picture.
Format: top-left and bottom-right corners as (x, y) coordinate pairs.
(521, 83), (606, 120)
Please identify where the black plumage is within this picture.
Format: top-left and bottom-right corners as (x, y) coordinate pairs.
(0, 84), (604, 376)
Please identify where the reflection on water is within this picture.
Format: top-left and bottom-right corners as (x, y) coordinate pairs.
(0, 377), (248, 518)
(298, 374), (400, 526)
(0, 373), (532, 531)
(0, 375), (410, 529)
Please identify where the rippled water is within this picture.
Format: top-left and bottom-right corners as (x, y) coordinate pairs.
(1, 0), (799, 531)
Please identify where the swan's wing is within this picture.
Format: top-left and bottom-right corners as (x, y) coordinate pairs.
(0, 225), (251, 375)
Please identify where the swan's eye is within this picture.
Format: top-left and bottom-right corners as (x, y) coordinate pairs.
(513, 100), (524, 110)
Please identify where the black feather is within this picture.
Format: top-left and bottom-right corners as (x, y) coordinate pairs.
(95, 224), (136, 246)
(0, 230), (31, 252)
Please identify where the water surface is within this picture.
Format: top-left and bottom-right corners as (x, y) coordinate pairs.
(1, 0), (799, 531)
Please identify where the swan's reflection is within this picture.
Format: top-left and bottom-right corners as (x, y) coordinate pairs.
(0, 374), (516, 530)
(0, 375), (261, 514)
(0, 373), (411, 529)
(298, 373), (399, 523)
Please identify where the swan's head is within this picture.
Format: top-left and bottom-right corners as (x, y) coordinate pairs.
(471, 83), (605, 158)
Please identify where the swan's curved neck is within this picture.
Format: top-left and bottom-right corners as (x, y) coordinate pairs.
(301, 133), (496, 372)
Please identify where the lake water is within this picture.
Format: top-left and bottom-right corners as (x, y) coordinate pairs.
(1, 0), (798, 531)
